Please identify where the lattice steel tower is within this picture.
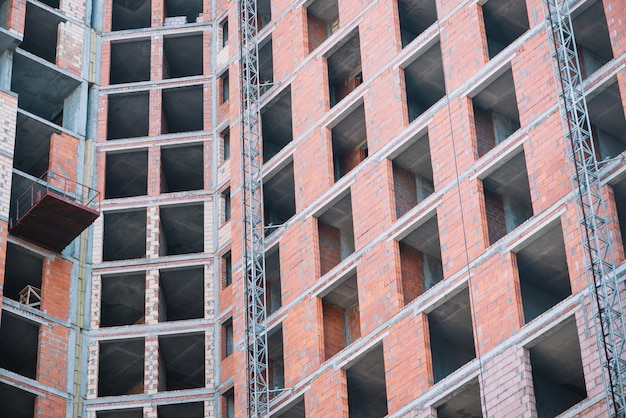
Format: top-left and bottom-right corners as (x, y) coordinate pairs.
(545, 1), (626, 416)
(238, 0), (270, 416)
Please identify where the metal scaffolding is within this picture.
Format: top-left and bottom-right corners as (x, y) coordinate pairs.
(544, 1), (626, 416)
(238, 0), (270, 416)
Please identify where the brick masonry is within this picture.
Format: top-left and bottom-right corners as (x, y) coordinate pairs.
(0, 0), (625, 417)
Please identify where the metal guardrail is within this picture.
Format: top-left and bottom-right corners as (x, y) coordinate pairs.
(10, 171), (99, 228)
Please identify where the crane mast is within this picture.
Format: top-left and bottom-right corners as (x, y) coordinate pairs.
(544, 1), (626, 415)
(238, 0), (269, 416)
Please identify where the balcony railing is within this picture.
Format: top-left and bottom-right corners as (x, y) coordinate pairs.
(9, 171), (100, 252)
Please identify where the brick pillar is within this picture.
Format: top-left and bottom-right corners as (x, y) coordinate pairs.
(7, 0), (26, 35)
(41, 256), (72, 320)
(86, 340), (99, 399)
(385, 313), (431, 414)
(358, 241), (401, 333)
(90, 274), (102, 329)
(34, 393), (66, 418)
(145, 336), (159, 394)
(151, 35), (162, 80)
(102, 0), (113, 32)
(56, 21), (84, 76)
(283, 298), (323, 386)
(471, 252), (522, 355)
(152, 0), (164, 27)
(149, 89), (163, 137)
(145, 269), (159, 324)
(309, 369), (349, 417)
(481, 346), (535, 415)
(147, 146), (161, 196)
(48, 133), (79, 193)
(37, 323), (70, 391)
(146, 206), (160, 258)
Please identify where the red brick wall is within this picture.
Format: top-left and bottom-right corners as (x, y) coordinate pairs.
(41, 257), (72, 320)
(34, 393), (66, 418)
(338, 144), (366, 178)
(393, 165), (417, 219)
(307, 13), (327, 53)
(347, 304), (360, 343)
(48, 133), (79, 185)
(474, 106), (495, 158)
(309, 369), (349, 417)
(282, 299), (323, 386)
(334, 72), (362, 104)
(357, 241), (401, 333)
(37, 323), (69, 391)
(385, 313), (431, 414)
(471, 252), (522, 354)
(7, 0), (26, 35)
(484, 189), (506, 245)
(322, 300), (346, 360)
(399, 242), (423, 305)
(318, 222), (341, 275)
(439, 3), (488, 92)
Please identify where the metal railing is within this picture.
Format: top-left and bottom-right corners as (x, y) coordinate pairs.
(10, 171), (99, 228)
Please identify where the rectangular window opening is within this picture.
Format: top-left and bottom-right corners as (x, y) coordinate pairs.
(322, 272), (360, 360)
(327, 31), (362, 107)
(159, 267), (204, 321)
(528, 318), (587, 416)
(0, 311), (39, 379)
(482, 151), (532, 245)
(222, 250), (233, 288)
(158, 334), (205, 391)
(516, 222), (571, 323)
(397, 0), (437, 48)
(101, 272), (146, 327)
(220, 71), (230, 104)
(428, 288), (476, 383)
(331, 104), (368, 181)
(103, 209), (147, 261)
(262, 86), (293, 162)
(268, 326), (285, 396)
(403, 42), (446, 122)
(222, 319), (234, 359)
(318, 193), (355, 275)
(266, 248), (282, 314)
(482, 0), (529, 59)
(160, 144), (203, 193)
(345, 344), (388, 418)
(392, 131), (434, 218)
(112, 0), (151, 31)
(306, 0), (339, 52)
(98, 339), (145, 396)
(587, 82), (626, 161)
(163, 34), (203, 79)
(264, 161), (296, 235)
(105, 150), (148, 198)
(399, 215), (443, 305)
(571, 0), (613, 79)
(107, 92), (150, 140)
(21, 3), (63, 63)
(162, 85), (204, 134)
(110, 39), (151, 84)
(473, 69), (520, 157)
(159, 204), (204, 256)
(436, 379), (482, 418)
(4, 243), (43, 309)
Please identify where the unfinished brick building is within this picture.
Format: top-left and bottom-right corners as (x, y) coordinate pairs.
(0, 0), (625, 416)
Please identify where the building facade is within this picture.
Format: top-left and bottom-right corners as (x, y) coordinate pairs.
(0, 0), (625, 417)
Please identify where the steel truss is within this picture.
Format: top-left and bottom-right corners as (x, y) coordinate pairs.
(545, 1), (626, 416)
(238, 0), (269, 416)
